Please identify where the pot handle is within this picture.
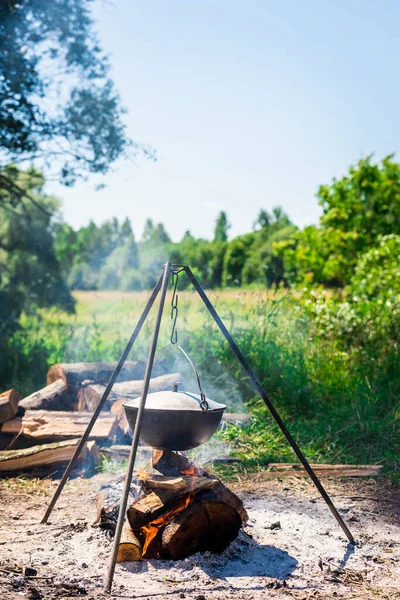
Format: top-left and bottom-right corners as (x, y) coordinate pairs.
(153, 343), (209, 411)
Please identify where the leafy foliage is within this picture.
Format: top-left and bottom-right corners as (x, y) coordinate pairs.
(52, 205), (295, 291)
(350, 234), (400, 301)
(0, 165), (73, 386)
(213, 211), (231, 242)
(277, 155), (400, 286)
(0, 0), (134, 185)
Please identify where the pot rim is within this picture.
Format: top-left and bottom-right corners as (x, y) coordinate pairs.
(122, 402), (226, 414)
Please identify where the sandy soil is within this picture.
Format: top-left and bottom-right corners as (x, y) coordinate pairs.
(0, 473), (399, 600)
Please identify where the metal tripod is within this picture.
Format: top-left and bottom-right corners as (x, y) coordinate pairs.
(40, 262), (354, 594)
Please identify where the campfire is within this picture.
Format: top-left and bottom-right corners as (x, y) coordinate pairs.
(96, 449), (247, 562)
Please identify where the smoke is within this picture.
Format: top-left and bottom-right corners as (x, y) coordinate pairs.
(164, 344), (247, 414)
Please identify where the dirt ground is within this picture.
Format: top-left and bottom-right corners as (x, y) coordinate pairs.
(0, 473), (399, 600)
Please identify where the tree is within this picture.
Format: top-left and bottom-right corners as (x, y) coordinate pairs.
(243, 225), (297, 287)
(222, 233), (255, 286)
(278, 155), (400, 287)
(53, 222), (78, 275)
(0, 166), (74, 385)
(98, 235), (139, 289)
(253, 209), (271, 231)
(214, 211), (231, 242)
(121, 217), (133, 241)
(181, 230), (194, 241)
(0, 0), (145, 188)
(0, 165), (73, 309)
(142, 219), (155, 243)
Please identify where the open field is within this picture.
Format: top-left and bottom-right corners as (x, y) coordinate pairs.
(6, 289), (400, 476)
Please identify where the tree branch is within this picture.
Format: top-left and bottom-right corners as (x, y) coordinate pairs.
(0, 173), (54, 217)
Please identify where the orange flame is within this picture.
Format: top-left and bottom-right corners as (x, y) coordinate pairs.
(141, 493), (193, 556)
(180, 465), (199, 477)
(135, 468), (151, 480)
(140, 466), (199, 557)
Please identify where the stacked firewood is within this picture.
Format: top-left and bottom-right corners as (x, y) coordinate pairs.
(0, 360), (179, 474)
(96, 449), (248, 562)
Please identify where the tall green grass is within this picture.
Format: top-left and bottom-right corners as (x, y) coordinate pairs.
(7, 289), (400, 476)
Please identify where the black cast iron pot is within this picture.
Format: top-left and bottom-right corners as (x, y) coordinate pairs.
(123, 387), (226, 451)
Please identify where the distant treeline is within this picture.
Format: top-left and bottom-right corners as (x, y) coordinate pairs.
(53, 207), (296, 291)
(52, 154), (400, 292)
(3, 153), (400, 324)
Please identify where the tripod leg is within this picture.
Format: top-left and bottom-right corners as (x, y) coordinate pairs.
(105, 262), (171, 594)
(41, 274), (163, 525)
(184, 266), (354, 544)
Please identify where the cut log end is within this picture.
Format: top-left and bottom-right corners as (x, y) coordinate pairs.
(0, 389), (21, 424)
(117, 524), (143, 562)
(77, 386), (101, 412)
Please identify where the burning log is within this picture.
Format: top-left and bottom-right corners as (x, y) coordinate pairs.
(152, 449), (248, 522)
(141, 475), (187, 492)
(46, 360), (168, 393)
(95, 452), (247, 562)
(160, 492), (241, 560)
(127, 475), (218, 529)
(19, 379), (70, 411)
(0, 389), (20, 424)
(152, 449), (194, 477)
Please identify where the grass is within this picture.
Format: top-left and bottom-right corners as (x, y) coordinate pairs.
(7, 287), (400, 478)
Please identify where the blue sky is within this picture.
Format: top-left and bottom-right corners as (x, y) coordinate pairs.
(48, 0), (400, 241)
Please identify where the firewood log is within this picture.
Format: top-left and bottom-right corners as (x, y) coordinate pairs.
(0, 389), (20, 424)
(127, 488), (177, 529)
(152, 449), (195, 477)
(1, 410), (117, 442)
(212, 481), (248, 522)
(95, 478), (139, 533)
(77, 373), (183, 412)
(152, 449), (248, 522)
(117, 523), (143, 562)
(160, 495), (241, 560)
(76, 385), (101, 412)
(127, 477), (218, 530)
(141, 475), (187, 492)
(46, 360), (168, 391)
(19, 379), (70, 411)
(0, 439), (100, 472)
(250, 466), (382, 479)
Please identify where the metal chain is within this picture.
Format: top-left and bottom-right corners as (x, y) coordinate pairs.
(170, 271), (179, 344)
(169, 269), (208, 410)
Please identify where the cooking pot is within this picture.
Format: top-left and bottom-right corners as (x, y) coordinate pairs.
(123, 385), (226, 451)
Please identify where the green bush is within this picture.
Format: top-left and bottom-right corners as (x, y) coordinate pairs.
(350, 234), (400, 301)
